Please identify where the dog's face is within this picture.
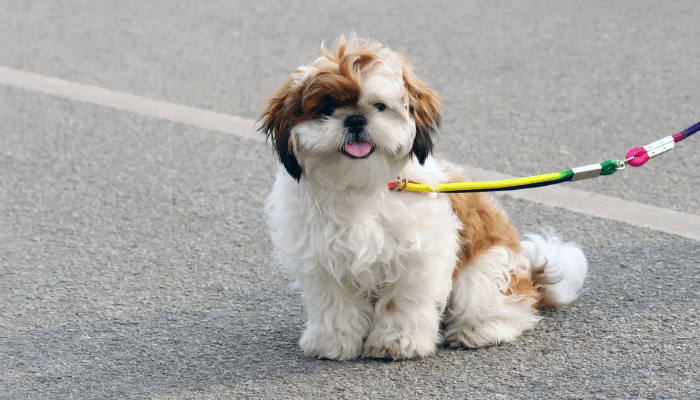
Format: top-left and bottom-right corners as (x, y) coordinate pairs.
(260, 37), (441, 190)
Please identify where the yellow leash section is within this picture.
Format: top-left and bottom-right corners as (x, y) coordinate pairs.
(389, 171), (573, 193)
(404, 171), (570, 193)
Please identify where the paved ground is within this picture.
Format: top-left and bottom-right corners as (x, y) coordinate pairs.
(1, 1), (699, 399)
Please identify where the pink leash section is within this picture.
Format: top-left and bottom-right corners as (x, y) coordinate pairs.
(626, 121), (700, 167)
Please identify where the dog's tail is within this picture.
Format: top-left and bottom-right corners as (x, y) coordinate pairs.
(520, 233), (588, 308)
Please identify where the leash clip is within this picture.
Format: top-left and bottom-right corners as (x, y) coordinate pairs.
(388, 178), (408, 191)
(625, 135), (675, 167)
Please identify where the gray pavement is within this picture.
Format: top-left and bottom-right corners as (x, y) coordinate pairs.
(1, 1), (699, 399)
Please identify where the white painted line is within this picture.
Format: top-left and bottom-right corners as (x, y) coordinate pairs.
(462, 166), (700, 241)
(0, 66), (263, 143)
(1, 66), (698, 241)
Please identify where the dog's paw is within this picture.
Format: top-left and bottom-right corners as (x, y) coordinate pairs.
(362, 341), (412, 360)
(361, 332), (436, 360)
(445, 320), (525, 349)
(446, 329), (488, 349)
(300, 329), (363, 361)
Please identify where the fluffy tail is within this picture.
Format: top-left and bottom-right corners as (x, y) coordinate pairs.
(520, 233), (588, 307)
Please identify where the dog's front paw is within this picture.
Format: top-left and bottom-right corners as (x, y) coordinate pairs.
(300, 328), (363, 361)
(362, 341), (411, 360)
(361, 332), (436, 360)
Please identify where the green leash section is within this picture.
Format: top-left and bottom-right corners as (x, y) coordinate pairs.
(387, 120), (700, 194)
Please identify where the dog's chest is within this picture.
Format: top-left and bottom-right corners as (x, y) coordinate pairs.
(267, 173), (462, 289)
(305, 192), (459, 276)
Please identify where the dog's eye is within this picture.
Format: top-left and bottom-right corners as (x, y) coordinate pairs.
(318, 102), (337, 117)
(373, 103), (387, 112)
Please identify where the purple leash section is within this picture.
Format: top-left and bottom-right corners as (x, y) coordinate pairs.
(673, 120), (700, 142)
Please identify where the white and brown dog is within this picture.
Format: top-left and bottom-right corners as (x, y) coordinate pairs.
(260, 36), (587, 360)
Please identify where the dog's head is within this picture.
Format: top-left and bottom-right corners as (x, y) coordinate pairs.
(259, 36), (440, 190)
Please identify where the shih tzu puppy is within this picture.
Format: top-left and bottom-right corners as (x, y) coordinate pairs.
(259, 36), (587, 360)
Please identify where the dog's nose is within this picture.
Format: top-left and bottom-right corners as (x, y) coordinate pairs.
(344, 115), (367, 134)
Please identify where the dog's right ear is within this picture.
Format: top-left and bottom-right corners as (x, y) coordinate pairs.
(259, 79), (303, 181)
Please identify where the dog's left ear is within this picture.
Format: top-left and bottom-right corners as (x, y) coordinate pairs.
(402, 65), (441, 165)
(258, 79), (304, 181)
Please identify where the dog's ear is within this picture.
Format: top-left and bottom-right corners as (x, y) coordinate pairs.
(259, 79), (304, 181)
(402, 64), (441, 165)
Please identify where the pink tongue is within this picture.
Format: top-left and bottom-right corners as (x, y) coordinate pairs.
(344, 142), (372, 158)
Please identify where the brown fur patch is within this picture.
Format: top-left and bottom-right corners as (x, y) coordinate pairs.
(385, 299), (396, 314)
(447, 177), (521, 280)
(259, 38), (376, 147)
(505, 270), (543, 310)
(258, 37), (397, 180)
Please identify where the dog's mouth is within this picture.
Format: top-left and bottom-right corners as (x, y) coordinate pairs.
(342, 142), (375, 159)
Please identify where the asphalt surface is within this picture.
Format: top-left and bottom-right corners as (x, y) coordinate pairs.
(1, 1), (699, 399)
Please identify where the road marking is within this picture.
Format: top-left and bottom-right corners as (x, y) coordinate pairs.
(0, 66), (262, 143)
(2, 66), (698, 241)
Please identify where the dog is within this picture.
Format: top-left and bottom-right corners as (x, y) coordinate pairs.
(259, 36), (587, 360)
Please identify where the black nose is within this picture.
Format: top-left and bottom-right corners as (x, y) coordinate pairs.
(344, 115), (367, 134)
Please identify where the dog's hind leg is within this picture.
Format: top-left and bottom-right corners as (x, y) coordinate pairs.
(443, 246), (542, 348)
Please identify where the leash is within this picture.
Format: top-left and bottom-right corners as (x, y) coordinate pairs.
(388, 120), (700, 193)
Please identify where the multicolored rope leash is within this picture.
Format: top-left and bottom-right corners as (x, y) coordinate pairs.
(388, 120), (700, 193)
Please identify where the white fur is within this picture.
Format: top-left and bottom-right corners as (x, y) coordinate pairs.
(521, 233), (588, 305)
(266, 159), (463, 360)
